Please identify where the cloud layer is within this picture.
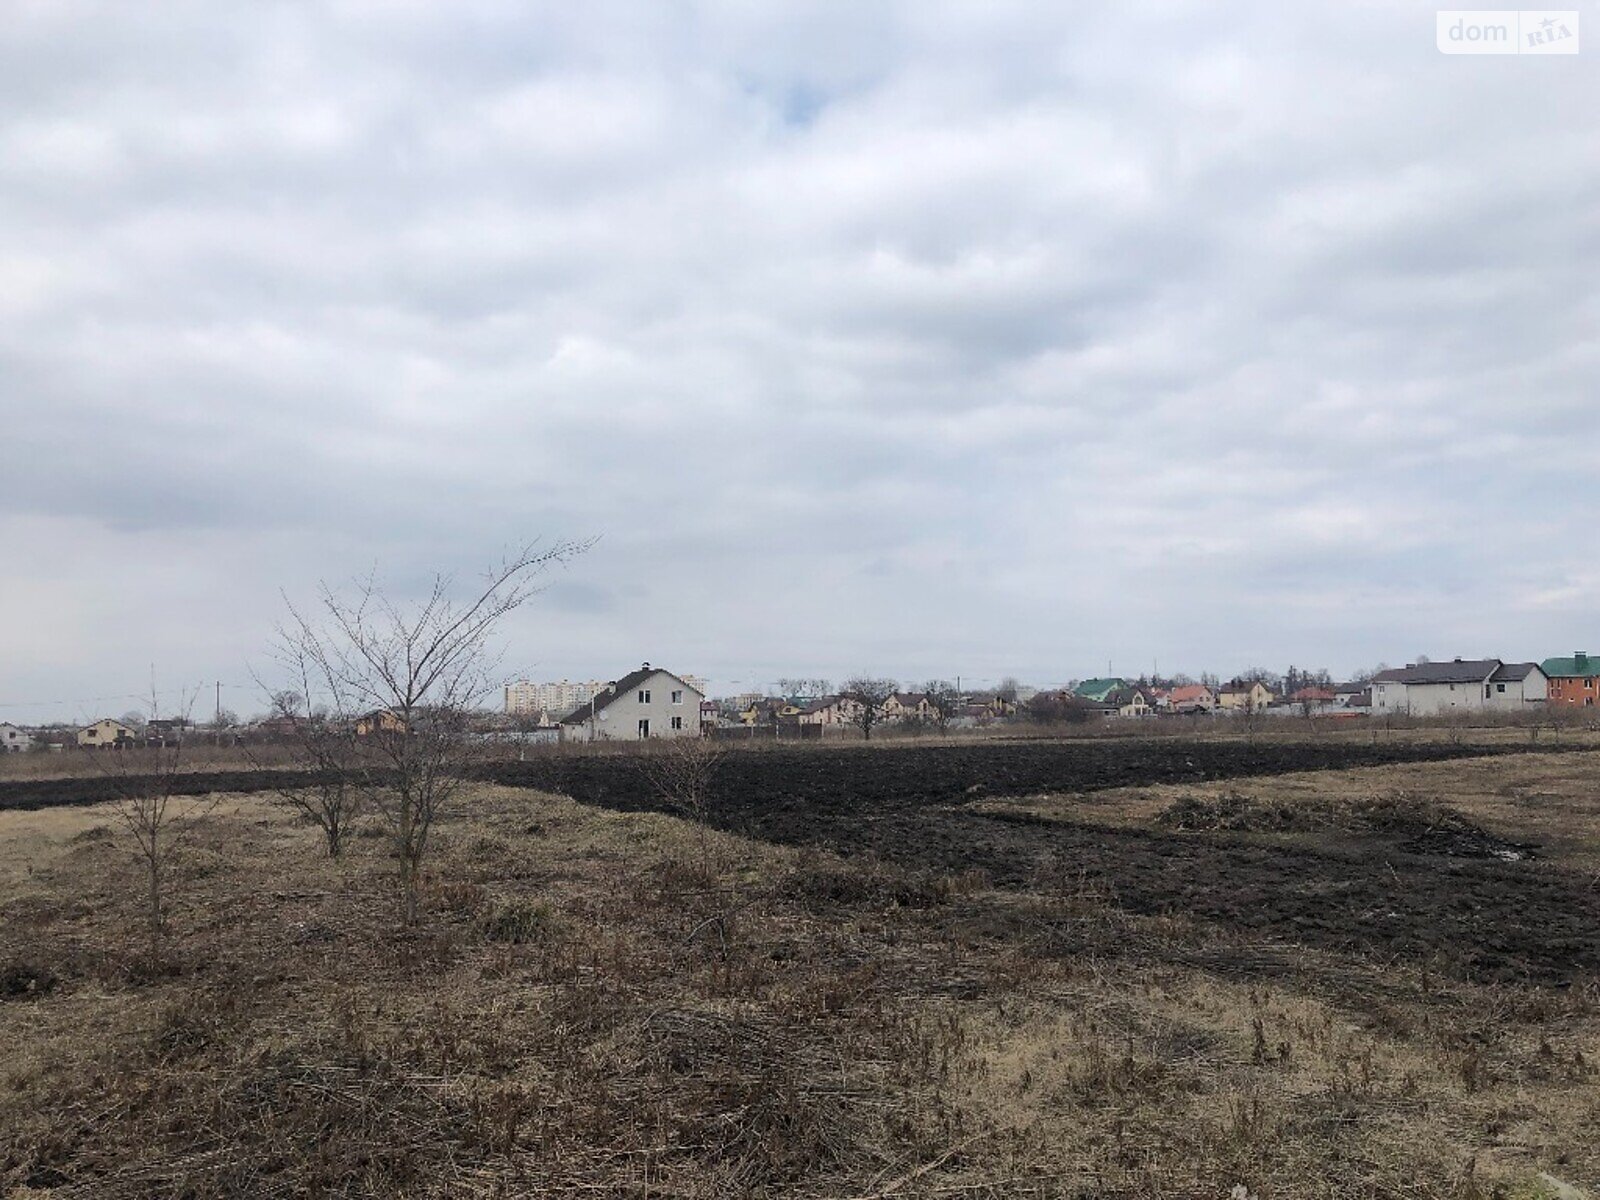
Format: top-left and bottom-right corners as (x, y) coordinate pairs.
(3, 1), (1596, 719)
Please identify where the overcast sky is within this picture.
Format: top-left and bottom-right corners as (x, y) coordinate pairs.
(2, 1), (1596, 721)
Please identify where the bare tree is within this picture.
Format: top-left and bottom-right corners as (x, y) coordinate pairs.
(922, 679), (961, 735)
(83, 686), (214, 958)
(842, 677), (897, 741)
(273, 541), (590, 924)
(253, 681), (362, 858)
(776, 677), (826, 700)
(1238, 689), (1267, 745)
(641, 734), (726, 865)
(996, 677), (1021, 706)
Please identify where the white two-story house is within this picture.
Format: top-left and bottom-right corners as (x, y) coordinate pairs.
(1370, 658), (1546, 716)
(559, 664), (706, 742)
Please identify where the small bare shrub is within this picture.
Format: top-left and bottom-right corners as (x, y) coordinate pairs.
(79, 686), (217, 959)
(641, 734), (726, 864)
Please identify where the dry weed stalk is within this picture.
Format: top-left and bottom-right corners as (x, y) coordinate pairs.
(80, 686), (217, 958)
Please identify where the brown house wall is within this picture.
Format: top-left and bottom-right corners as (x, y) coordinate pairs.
(1547, 677), (1599, 707)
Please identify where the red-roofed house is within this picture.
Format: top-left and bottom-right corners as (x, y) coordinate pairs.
(1167, 684), (1216, 714)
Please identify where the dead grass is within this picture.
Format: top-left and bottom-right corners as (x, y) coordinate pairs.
(2, 760), (1599, 1197)
(982, 750), (1600, 874)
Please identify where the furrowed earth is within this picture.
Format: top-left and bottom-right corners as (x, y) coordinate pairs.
(2, 735), (1598, 1197)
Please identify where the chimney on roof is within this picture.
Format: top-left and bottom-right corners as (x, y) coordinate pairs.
(642, 661), (650, 670)
(1577, 652), (1589, 670)
(1453, 656), (1463, 663)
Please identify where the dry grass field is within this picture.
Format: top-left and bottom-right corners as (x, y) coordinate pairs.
(2, 749), (1598, 1198)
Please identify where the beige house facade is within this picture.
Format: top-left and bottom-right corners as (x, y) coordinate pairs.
(77, 718), (135, 749)
(1218, 681), (1275, 713)
(798, 695), (863, 727)
(882, 692), (936, 723)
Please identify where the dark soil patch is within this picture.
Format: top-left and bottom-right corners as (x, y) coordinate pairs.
(478, 741), (1595, 986)
(508, 743), (1595, 984)
(1, 961), (57, 1000)
(833, 807), (1595, 984)
(0, 739), (1542, 815)
(0, 769), (336, 813)
(483, 739), (1544, 816)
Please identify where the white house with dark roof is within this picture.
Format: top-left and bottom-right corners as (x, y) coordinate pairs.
(1484, 662), (1547, 709)
(0, 723), (32, 753)
(559, 664), (705, 742)
(1370, 659), (1545, 717)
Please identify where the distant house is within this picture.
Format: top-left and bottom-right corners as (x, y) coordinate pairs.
(1073, 678), (1128, 704)
(145, 718), (190, 746)
(0, 723), (33, 753)
(882, 692), (936, 723)
(1104, 687), (1152, 718)
(252, 715), (302, 740)
(1369, 658), (1543, 716)
(355, 709), (408, 737)
(739, 697), (802, 727)
(1217, 681), (1275, 713)
(964, 692), (1017, 718)
(1342, 688), (1371, 710)
(1333, 682), (1370, 708)
(1288, 687), (1338, 708)
(1541, 652), (1600, 708)
(77, 718), (136, 749)
(560, 664), (706, 741)
(797, 695), (862, 728)
(1167, 684), (1216, 714)
(1486, 662), (1548, 709)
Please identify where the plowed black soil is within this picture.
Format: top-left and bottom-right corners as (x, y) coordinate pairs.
(0, 769), (329, 813)
(485, 738), (1533, 813)
(481, 740), (1599, 985)
(0, 738), (1526, 813)
(6, 739), (1595, 984)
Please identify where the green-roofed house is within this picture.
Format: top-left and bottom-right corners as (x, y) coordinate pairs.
(1542, 651), (1600, 708)
(1073, 678), (1128, 703)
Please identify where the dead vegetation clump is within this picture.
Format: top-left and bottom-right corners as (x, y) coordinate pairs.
(784, 853), (987, 911)
(1156, 789), (1540, 859)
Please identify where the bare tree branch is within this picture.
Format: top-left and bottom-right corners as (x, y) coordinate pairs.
(268, 539), (593, 923)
